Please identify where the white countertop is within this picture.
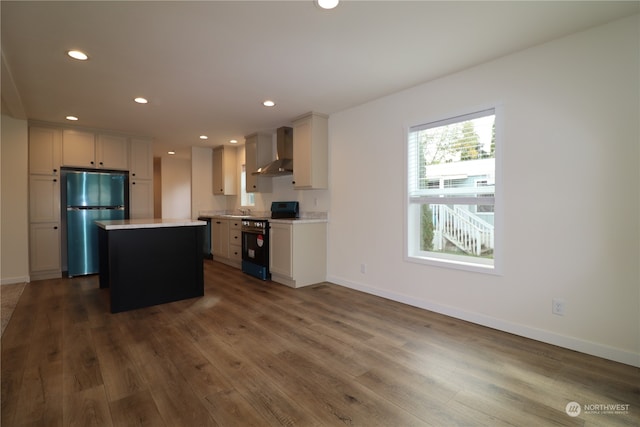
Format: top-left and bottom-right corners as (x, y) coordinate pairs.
(96, 218), (206, 230)
(269, 218), (328, 224)
(198, 211), (328, 224)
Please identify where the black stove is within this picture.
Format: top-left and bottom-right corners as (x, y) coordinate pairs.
(240, 202), (300, 281)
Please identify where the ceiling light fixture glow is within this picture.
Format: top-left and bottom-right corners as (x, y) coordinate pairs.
(230, 139), (238, 144)
(66, 115), (79, 121)
(67, 50), (88, 60)
(199, 135), (208, 140)
(262, 100), (275, 107)
(168, 151), (176, 155)
(134, 97), (148, 104)
(316, 0), (339, 10)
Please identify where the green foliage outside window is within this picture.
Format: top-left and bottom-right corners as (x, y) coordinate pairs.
(420, 204), (434, 251)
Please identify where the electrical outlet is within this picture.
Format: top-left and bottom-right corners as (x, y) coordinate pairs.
(552, 298), (565, 316)
(360, 263), (367, 274)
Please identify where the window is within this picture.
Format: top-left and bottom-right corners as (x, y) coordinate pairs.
(240, 164), (255, 207)
(406, 108), (500, 273)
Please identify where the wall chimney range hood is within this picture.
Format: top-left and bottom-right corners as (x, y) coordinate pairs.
(253, 126), (293, 176)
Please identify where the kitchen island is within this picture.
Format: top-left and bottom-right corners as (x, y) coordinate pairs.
(96, 218), (206, 313)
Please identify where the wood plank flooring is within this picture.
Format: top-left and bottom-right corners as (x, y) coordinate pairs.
(2, 260), (638, 426)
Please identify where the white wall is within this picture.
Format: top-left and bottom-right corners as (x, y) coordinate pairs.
(1, 115), (29, 284)
(327, 16), (639, 366)
(160, 155), (192, 219)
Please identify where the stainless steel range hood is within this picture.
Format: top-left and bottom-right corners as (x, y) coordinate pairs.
(253, 126), (293, 176)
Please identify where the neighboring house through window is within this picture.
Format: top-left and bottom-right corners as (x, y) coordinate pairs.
(406, 107), (500, 273)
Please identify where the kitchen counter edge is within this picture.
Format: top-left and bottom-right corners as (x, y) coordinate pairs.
(269, 218), (328, 224)
(96, 219), (206, 230)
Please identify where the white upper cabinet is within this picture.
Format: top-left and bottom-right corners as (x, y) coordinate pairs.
(212, 146), (237, 195)
(29, 126), (61, 176)
(129, 138), (153, 180)
(292, 112), (328, 189)
(245, 132), (272, 193)
(62, 129), (95, 168)
(62, 129), (129, 170)
(96, 134), (129, 170)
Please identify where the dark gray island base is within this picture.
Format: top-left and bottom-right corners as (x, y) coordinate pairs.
(97, 219), (205, 313)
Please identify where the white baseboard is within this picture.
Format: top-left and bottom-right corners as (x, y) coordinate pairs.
(1, 276), (29, 285)
(326, 274), (640, 368)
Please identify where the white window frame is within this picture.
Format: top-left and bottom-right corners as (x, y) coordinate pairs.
(240, 164), (255, 207)
(404, 106), (503, 275)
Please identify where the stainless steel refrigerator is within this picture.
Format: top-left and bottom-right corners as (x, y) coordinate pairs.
(64, 169), (128, 277)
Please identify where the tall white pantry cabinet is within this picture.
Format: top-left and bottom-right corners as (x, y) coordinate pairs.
(27, 124), (154, 280)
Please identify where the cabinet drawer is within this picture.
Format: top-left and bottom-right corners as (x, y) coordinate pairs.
(229, 244), (242, 262)
(229, 229), (242, 245)
(229, 220), (242, 230)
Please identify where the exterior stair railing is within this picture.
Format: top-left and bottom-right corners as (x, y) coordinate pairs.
(433, 205), (494, 256)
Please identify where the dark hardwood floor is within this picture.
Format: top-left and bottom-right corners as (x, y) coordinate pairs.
(2, 260), (638, 426)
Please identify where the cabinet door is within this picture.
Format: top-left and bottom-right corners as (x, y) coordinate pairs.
(130, 180), (154, 219)
(292, 119), (312, 188)
(29, 127), (61, 175)
(29, 175), (60, 222)
(292, 113), (328, 189)
(212, 219), (230, 258)
(29, 222), (61, 273)
(212, 147), (224, 195)
(212, 146), (237, 195)
(245, 136), (259, 192)
(97, 134), (129, 170)
(269, 223), (292, 278)
(245, 133), (272, 193)
(62, 129), (96, 167)
(130, 138), (153, 180)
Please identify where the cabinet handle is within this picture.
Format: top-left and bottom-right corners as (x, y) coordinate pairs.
(53, 169), (57, 173)
(292, 180), (296, 184)
(53, 178), (57, 182)
(91, 161), (95, 165)
(253, 185), (256, 188)
(132, 173), (136, 176)
(216, 221), (221, 224)
(99, 162), (104, 166)
(54, 226), (58, 230)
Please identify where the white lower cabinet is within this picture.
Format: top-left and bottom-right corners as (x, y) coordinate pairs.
(270, 221), (327, 288)
(212, 219), (229, 259)
(29, 222), (61, 280)
(211, 217), (242, 268)
(228, 220), (242, 265)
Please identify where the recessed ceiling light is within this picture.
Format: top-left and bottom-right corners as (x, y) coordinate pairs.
(316, 0), (339, 10)
(134, 97), (148, 104)
(199, 135), (208, 140)
(66, 115), (79, 121)
(262, 100), (275, 107)
(168, 151), (176, 155)
(67, 50), (88, 60)
(230, 139), (238, 144)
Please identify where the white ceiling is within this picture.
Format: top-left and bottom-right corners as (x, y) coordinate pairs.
(2, 1), (638, 158)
